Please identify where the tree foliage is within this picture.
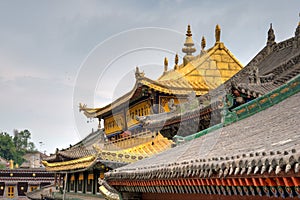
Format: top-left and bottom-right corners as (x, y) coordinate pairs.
(0, 129), (37, 165)
(13, 129), (36, 152)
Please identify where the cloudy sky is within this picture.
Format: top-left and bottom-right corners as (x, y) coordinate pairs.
(0, 0), (299, 154)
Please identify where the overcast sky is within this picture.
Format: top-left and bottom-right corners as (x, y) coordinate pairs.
(0, 0), (299, 154)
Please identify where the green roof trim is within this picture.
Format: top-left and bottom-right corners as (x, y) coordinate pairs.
(175, 74), (300, 144)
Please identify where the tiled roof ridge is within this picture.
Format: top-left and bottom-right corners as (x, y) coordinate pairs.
(232, 52), (300, 96)
(96, 133), (174, 163)
(174, 73), (300, 143)
(142, 100), (220, 129)
(230, 36), (297, 85)
(105, 74), (300, 183)
(42, 155), (95, 168)
(98, 179), (121, 200)
(42, 155), (97, 172)
(106, 148), (299, 180)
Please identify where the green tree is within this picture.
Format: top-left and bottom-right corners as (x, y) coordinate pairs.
(13, 129), (37, 152)
(0, 163), (6, 169)
(0, 132), (24, 165)
(0, 129), (37, 166)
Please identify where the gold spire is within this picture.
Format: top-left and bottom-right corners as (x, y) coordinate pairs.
(9, 160), (14, 169)
(186, 24), (192, 37)
(182, 25), (196, 66)
(215, 24), (221, 43)
(174, 54), (179, 70)
(201, 36), (206, 50)
(164, 57), (168, 72)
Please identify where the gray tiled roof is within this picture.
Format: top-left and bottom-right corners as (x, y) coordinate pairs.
(43, 129), (105, 162)
(229, 37), (300, 96)
(107, 90), (300, 177)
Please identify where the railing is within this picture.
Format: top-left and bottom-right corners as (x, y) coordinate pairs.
(104, 130), (155, 151)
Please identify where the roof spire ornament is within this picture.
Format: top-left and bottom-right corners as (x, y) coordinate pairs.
(293, 13), (300, 49)
(174, 54), (179, 70)
(201, 36), (206, 50)
(215, 24), (221, 43)
(295, 13), (300, 37)
(182, 24), (196, 66)
(135, 66), (144, 79)
(186, 24), (192, 37)
(267, 23), (276, 46)
(164, 57), (168, 72)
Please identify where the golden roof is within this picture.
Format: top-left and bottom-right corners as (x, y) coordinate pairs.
(42, 132), (173, 171)
(42, 155), (96, 172)
(80, 25), (243, 118)
(96, 132), (173, 163)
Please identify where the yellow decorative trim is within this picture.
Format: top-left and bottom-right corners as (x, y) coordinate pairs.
(96, 132), (173, 163)
(236, 108), (246, 115)
(88, 174), (94, 180)
(42, 155), (95, 167)
(280, 87), (289, 94)
(42, 155), (96, 171)
(259, 98), (268, 104)
(248, 103), (257, 110)
(290, 81), (299, 88)
(79, 173), (84, 180)
(270, 93), (279, 99)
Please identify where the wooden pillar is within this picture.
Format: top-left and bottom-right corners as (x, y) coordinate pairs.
(54, 173), (57, 187)
(83, 172), (87, 194)
(75, 173), (78, 193)
(94, 170), (100, 195)
(63, 173), (68, 200)
(58, 174), (61, 188)
(123, 108), (128, 131)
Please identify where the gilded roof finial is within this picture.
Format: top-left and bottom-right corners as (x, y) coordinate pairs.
(182, 25), (196, 66)
(186, 24), (192, 37)
(164, 57), (168, 72)
(215, 24), (221, 43)
(174, 54), (179, 70)
(201, 36), (206, 50)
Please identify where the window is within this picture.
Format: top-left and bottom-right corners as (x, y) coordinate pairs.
(131, 112), (134, 120)
(7, 186), (14, 198)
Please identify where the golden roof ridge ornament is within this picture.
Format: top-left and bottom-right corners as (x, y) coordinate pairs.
(174, 54), (179, 70)
(201, 36), (206, 55)
(201, 36), (206, 50)
(182, 24), (196, 66)
(164, 57), (168, 72)
(186, 24), (192, 37)
(215, 24), (221, 43)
